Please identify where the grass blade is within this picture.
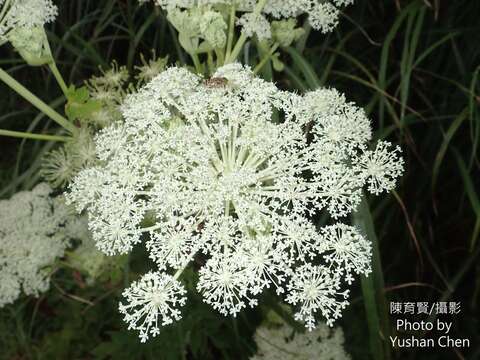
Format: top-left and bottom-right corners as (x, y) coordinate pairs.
(353, 195), (391, 360)
(453, 148), (480, 250)
(285, 47), (321, 90)
(432, 107), (468, 192)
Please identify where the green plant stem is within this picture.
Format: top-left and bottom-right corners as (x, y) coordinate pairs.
(360, 271), (383, 360)
(48, 62), (69, 97)
(0, 0), (12, 26)
(0, 68), (76, 133)
(44, 40), (69, 97)
(295, 20), (312, 53)
(226, 32), (248, 64)
(0, 129), (68, 142)
(353, 195), (392, 360)
(214, 48), (224, 69)
(225, 0), (268, 63)
(207, 51), (215, 75)
(253, 43), (279, 74)
(0, 0), (14, 26)
(225, 4), (236, 62)
(190, 52), (203, 75)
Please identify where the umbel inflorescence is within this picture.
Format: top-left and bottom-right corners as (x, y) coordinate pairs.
(251, 320), (351, 360)
(140, 0), (353, 59)
(41, 55), (169, 188)
(0, 0), (57, 42)
(142, 0), (353, 35)
(67, 63), (403, 342)
(0, 184), (76, 307)
(0, 0), (57, 64)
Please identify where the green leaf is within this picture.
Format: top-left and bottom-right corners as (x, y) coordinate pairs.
(353, 195), (392, 360)
(65, 85), (102, 122)
(285, 46), (320, 89)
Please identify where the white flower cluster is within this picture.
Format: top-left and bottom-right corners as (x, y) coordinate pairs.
(41, 55), (169, 189)
(143, 0), (353, 35)
(0, 183), (72, 307)
(67, 63), (403, 341)
(0, 0), (57, 44)
(119, 272), (187, 342)
(251, 321), (351, 360)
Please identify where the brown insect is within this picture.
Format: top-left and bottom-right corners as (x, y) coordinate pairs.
(203, 77), (228, 88)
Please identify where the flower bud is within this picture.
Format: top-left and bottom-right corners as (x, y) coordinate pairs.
(7, 26), (52, 66)
(271, 19), (305, 48)
(199, 11), (227, 49)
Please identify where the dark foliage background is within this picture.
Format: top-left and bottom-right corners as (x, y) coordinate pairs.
(0, 0), (478, 359)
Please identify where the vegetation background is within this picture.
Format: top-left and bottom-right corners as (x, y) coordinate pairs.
(0, 0), (478, 359)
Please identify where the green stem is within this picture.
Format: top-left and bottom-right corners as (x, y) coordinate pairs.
(44, 39), (69, 97)
(207, 51), (215, 75)
(353, 195), (392, 360)
(225, 32), (246, 64)
(253, 43), (279, 74)
(294, 20), (312, 53)
(0, 129), (69, 142)
(0, 0), (12, 27)
(190, 52), (203, 75)
(214, 48), (224, 69)
(360, 273), (383, 360)
(48, 62), (69, 97)
(225, 0), (268, 63)
(0, 68), (76, 133)
(225, 4), (236, 63)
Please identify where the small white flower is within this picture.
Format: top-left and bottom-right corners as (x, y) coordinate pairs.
(307, 2), (340, 33)
(359, 141), (405, 195)
(146, 217), (199, 270)
(273, 216), (319, 261)
(237, 12), (271, 40)
(251, 320), (351, 360)
(119, 272), (187, 342)
(142, 0), (354, 34)
(0, 0), (57, 43)
(263, 0), (353, 33)
(0, 184), (77, 307)
(319, 223), (371, 283)
(0, 270), (21, 308)
(241, 234), (287, 295)
(41, 147), (77, 188)
(197, 254), (254, 317)
(87, 189), (147, 255)
(286, 264), (349, 329)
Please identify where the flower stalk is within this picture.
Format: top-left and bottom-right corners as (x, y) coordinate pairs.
(46, 43), (69, 97)
(0, 68), (76, 133)
(225, 0), (268, 63)
(253, 42), (279, 74)
(225, 4), (236, 62)
(190, 52), (203, 74)
(0, 129), (68, 142)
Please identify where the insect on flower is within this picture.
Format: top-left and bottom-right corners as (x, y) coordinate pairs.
(203, 76), (228, 88)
